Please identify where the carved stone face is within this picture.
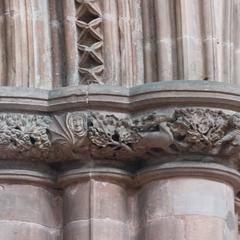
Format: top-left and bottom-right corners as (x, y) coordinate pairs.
(198, 119), (211, 134)
(67, 113), (87, 137)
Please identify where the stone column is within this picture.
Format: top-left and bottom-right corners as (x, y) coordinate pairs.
(61, 168), (131, 240)
(0, 165), (62, 240)
(136, 162), (240, 240)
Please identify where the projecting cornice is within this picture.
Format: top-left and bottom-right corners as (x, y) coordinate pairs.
(1, 80), (240, 169)
(1, 80), (240, 112)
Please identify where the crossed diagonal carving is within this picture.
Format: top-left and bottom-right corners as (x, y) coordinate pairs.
(76, 18), (103, 41)
(75, 0), (104, 84)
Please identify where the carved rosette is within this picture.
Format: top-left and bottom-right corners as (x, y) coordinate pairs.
(75, 0), (104, 84)
(1, 108), (240, 168)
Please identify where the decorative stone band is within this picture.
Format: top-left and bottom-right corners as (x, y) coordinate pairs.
(58, 162), (240, 192)
(75, 0), (104, 84)
(0, 161), (55, 186)
(1, 108), (240, 169)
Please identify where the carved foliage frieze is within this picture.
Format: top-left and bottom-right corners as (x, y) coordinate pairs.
(75, 0), (104, 84)
(131, 109), (240, 162)
(49, 112), (140, 160)
(1, 109), (240, 166)
(48, 109), (240, 165)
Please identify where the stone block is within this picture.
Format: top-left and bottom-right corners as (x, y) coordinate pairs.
(0, 184), (62, 228)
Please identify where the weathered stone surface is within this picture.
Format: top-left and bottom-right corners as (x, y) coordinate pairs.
(0, 222), (60, 240)
(0, 183), (62, 240)
(0, 184), (61, 227)
(137, 217), (185, 240)
(138, 216), (235, 240)
(63, 179), (129, 240)
(138, 178), (234, 222)
(1, 1), (240, 239)
(64, 181), (90, 222)
(64, 219), (129, 240)
(137, 177), (236, 240)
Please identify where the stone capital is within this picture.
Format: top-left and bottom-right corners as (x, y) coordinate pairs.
(0, 81), (240, 172)
(0, 106), (240, 170)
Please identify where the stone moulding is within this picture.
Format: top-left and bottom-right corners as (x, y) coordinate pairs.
(0, 81), (240, 168)
(0, 80), (240, 112)
(58, 162), (240, 191)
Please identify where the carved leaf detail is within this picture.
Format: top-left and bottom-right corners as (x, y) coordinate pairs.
(0, 113), (51, 159)
(169, 109), (230, 153)
(88, 113), (141, 152)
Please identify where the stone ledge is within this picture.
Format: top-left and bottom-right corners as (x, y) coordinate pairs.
(0, 161), (238, 191)
(0, 80), (240, 112)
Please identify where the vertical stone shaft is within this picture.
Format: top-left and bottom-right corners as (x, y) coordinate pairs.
(62, 0), (79, 86)
(200, 0), (215, 81)
(118, 0), (134, 87)
(138, 177), (237, 240)
(118, 0), (144, 87)
(63, 178), (129, 240)
(2, 0), (55, 88)
(102, 0), (120, 85)
(141, 0), (239, 84)
(0, 2), (7, 85)
(176, 0), (206, 80)
(4, 0), (28, 87)
(211, 0), (233, 83)
(142, 0), (158, 83)
(129, 0), (144, 86)
(0, 183), (62, 239)
(232, 0), (240, 85)
(49, 0), (65, 88)
(154, 0), (178, 81)
(28, 0), (52, 89)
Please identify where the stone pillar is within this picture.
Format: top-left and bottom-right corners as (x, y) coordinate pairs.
(61, 168), (130, 240)
(137, 162), (240, 240)
(0, 165), (62, 240)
